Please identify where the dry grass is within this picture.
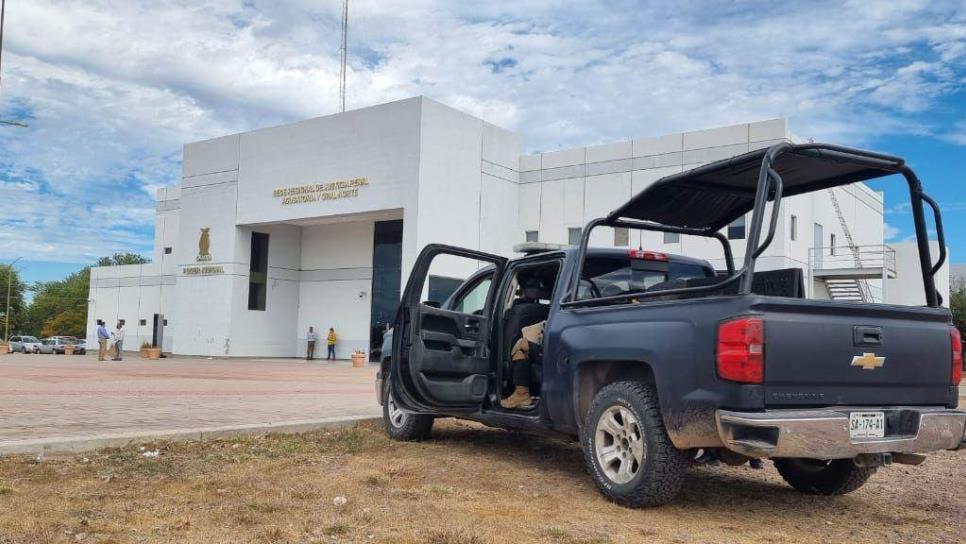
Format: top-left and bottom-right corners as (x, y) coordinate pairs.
(0, 419), (963, 543)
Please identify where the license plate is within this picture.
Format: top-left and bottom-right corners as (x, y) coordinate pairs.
(849, 411), (885, 440)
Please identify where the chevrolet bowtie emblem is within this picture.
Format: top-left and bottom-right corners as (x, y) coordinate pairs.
(851, 352), (885, 370)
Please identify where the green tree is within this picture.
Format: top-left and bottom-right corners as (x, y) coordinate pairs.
(96, 252), (150, 267)
(26, 268), (91, 338)
(0, 264), (27, 340)
(951, 277), (966, 338)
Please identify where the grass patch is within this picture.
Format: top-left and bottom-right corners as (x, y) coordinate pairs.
(322, 522), (352, 536)
(0, 420), (960, 544)
(426, 528), (488, 544)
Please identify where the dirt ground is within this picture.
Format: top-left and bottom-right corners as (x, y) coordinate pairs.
(0, 419), (963, 544)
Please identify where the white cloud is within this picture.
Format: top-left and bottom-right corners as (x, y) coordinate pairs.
(0, 0), (965, 263)
(884, 222), (902, 241)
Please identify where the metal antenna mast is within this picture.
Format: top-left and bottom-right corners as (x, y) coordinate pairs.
(0, 0), (6, 91)
(339, 0), (348, 113)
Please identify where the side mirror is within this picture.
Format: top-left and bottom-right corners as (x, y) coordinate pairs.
(422, 300), (442, 308)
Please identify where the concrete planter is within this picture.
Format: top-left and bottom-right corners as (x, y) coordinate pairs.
(64, 345), (75, 355)
(0, 343), (8, 355)
(141, 347), (162, 360)
(351, 352), (367, 368)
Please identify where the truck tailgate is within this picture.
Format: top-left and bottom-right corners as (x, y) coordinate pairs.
(756, 299), (954, 406)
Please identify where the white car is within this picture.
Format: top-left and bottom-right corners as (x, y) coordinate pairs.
(9, 335), (42, 354)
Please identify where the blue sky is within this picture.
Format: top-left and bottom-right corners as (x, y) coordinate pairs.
(0, 0), (964, 285)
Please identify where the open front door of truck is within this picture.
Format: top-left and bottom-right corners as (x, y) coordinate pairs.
(390, 244), (507, 413)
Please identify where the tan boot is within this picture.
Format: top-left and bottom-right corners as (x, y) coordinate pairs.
(500, 386), (533, 409)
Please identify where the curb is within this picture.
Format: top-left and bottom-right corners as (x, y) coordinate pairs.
(0, 414), (382, 457)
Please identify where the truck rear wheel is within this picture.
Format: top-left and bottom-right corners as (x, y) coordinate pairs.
(774, 458), (876, 495)
(382, 378), (434, 442)
(581, 381), (689, 507)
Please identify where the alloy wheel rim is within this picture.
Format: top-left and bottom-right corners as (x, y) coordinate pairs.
(386, 391), (407, 428)
(594, 405), (645, 484)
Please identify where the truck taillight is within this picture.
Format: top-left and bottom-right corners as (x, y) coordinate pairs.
(952, 327), (963, 386)
(717, 317), (764, 384)
(628, 249), (668, 261)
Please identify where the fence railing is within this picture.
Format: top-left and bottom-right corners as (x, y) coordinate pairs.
(807, 244), (896, 277)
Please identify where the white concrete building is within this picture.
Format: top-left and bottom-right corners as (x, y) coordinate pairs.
(86, 96), (948, 358)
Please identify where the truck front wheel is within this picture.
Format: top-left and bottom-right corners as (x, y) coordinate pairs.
(581, 381), (689, 507)
(773, 458), (876, 495)
(382, 379), (434, 441)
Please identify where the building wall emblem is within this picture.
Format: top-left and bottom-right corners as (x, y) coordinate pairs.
(198, 227), (212, 262)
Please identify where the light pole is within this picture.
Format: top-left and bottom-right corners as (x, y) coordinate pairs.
(4, 256), (21, 343)
(0, 0), (27, 129)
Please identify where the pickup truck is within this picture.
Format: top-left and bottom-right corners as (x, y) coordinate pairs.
(377, 142), (965, 507)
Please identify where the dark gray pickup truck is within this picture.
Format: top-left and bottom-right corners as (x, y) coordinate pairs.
(377, 142), (965, 507)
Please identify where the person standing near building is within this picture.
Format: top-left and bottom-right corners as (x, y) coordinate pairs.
(96, 320), (110, 361)
(326, 327), (337, 361)
(306, 326), (318, 360)
(112, 320), (126, 361)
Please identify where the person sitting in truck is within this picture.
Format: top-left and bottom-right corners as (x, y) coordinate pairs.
(500, 276), (551, 409)
(500, 319), (546, 409)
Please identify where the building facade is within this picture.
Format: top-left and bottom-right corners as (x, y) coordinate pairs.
(86, 96), (948, 358)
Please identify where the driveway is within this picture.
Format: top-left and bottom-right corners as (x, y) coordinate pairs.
(0, 353), (379, 451)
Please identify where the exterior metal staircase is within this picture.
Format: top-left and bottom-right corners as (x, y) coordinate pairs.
(826, 188), (872, 302)
(823, 278), (866, 302)
(807, 188), (896, 303)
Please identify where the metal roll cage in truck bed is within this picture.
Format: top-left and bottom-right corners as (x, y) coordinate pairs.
(563, 142), (948, 308)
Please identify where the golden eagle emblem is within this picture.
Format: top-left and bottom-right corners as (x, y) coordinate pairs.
(198, 228), (211, 261)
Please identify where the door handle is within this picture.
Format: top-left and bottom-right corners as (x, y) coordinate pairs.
(853, 326), (882, 346)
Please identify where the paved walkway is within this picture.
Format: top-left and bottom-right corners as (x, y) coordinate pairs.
(0, 353), (380, 452)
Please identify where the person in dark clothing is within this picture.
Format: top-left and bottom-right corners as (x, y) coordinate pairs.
(500, 320), (545, 408)
(500, 277), (549, 409)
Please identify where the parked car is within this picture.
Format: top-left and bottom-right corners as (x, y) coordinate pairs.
(379, 142), (965, 508)
(37, 339), (56, 354)
(48, 336), (85, 355)
(8, 335), (42, 354)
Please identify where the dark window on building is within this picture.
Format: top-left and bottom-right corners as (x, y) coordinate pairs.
(830, 233), (836, 255)
(728, 215), (746, 240)
(163, 319), (168, 326)
(248, 232), (269, 311)
(614, 227), (629, 247)
(663, 231), (680, 244)
(568, 228), (582, 245)
(138, 319), (146, 326)
(163, 247), (172, 255)
(790, 215), (798, 241)
(525, 230), (539, 243)
(370, 220), (403, 359)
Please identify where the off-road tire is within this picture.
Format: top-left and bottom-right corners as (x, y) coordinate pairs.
(581, 381), (689, 508)
(382, 376), (434, 441)
(774, 458), (877, 495)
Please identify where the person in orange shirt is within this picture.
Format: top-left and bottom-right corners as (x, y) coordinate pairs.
(326, 328), (337, 360)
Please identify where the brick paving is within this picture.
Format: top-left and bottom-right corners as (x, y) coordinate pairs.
(1, 353), (962, 450)
(0, 353), (380, 447)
